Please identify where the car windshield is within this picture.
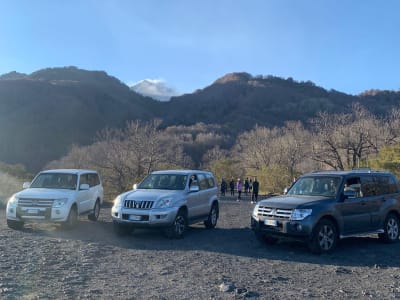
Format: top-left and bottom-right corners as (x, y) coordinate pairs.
(138, 174), (188, 190)
(30, 173), (78, 190)
(287, 176), (342, 197)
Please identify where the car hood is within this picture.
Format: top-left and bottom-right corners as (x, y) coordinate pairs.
(15, 188), (75, 199)
(258, 195), (333, 209)
(123, 189), (183, 201)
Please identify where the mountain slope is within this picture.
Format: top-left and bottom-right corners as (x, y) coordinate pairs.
(163, 73), (362, 131)
(0, 67), (158, 171)
(1, 67), (399, 172)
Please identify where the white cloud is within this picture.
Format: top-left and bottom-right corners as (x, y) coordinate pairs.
(130, 79), (180, 101)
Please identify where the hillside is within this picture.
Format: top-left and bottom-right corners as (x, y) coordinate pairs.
(0, 67), (159, 171)
(1, 67), (399, 172)
(164, 73), (400, 131)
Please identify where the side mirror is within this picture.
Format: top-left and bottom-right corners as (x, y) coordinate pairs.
(133, 183), (137, 190)
(79, 183), (90, 190)
(283, 187), (288, 195)
(23, 182), (31, 189)
(189, 185), (200, 193)
(343, 189), (357, 199)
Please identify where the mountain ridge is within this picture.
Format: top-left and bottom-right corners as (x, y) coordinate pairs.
(1, 66), (399, 171)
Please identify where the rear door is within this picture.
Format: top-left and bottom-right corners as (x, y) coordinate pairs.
(338, 176), (372, 234)
(76, 173), (91, 213)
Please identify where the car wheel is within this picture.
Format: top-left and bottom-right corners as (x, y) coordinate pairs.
(308, 219), (338, 254)
(113, 222), (134, 236)
(254, 230), (278, 245)
(165, 210), (187, 239)
(7, 219), (24, 230)
(62, 206), (78, 229)
(379, 213), (400, 243)
(204, 203), (219, 229)
(88, 199), (101, 221)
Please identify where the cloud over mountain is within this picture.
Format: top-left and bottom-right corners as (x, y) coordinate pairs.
(131, 79), (180, 101)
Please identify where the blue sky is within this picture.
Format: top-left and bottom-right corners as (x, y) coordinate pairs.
(1, 0), (399, 95)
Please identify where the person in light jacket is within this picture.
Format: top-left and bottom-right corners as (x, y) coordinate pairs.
(236, 178), (242, 202)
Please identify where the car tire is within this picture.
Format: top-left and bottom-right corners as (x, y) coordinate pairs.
(7, 219), (24, 230)
(308, 219), (338, 254)
(165, 210), (187, 239)
(379, 213), (400, 243)
(113, 222), (134, 236)
(204, 203), (219, 229)
(62, 205), (78, 229)
(88, 199), (101, 221)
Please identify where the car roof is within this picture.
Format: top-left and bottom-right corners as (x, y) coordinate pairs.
(40, 169), (98, 175)
(303, 169), (393, 177)
(151, 169), (212, 175)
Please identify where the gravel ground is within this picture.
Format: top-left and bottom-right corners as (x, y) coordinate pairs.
(1, 198), (400, 299)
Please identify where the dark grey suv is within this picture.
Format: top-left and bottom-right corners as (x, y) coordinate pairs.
(251, 169), (400, 253)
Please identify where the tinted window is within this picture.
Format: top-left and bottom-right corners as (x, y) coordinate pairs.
(361, 176), (377, 196)
(376, 175), (390, 195)
(376, 175), (398, 194)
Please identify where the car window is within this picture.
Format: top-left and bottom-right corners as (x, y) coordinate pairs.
(343, 177), (362, 197)
(361, 176), (377, 196)
(376, 175), (398, 195)
(138, 174), (187, 190)
(79, 174), (89, 186)
(206, 173), (215, 188)
(88, 173), (100, 187)
(30, 173), (77, 190)
(287, 176), (340, 197)
(197, 173), (208, 190)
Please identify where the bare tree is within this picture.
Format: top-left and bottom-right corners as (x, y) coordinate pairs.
(310, 103), (400, 170)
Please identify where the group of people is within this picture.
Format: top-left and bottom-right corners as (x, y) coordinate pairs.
(220, 177), (259, 204)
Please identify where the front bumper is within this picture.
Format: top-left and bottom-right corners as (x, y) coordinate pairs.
(6, 205), (70, 223)
(111, 206), (179, 228)
(250, 215), (313, 239)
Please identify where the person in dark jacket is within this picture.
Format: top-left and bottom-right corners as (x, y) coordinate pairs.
(220, 178), (227, 196)
(244, 178), (249, 196)
(229, 178), (235, 196)
(251, 177), (259, 204)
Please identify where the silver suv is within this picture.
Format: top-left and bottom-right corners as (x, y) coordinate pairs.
(6, 169), (103, 229)
(111, 170), (219, 238)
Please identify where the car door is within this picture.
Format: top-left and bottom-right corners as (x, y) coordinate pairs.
(186, 173), (203, 219)
(76, 173), (91, 213)
(338, 176), (372, 234)
(369, 175), (395, 229)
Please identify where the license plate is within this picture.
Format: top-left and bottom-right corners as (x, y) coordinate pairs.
(27, 209), (39, 214)
(265, 219), (278, 226)
(129, 215), (142, 221)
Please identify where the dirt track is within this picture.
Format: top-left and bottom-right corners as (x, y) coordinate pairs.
(1, 199), (400, 299)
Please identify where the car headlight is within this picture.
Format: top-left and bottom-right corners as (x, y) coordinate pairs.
(155, 198), (173, 209)
(7, 195), (18, 208)
(291, 209), (312, 221)
(252, 203), (260, 220)
(53, 198), (68, 208)
(112, 195), (123, 209)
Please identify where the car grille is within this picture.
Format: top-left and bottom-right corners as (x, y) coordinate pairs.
(124, 200), (154, 209)
(18, 198), (54, 208)
(257, 206), (292, 220)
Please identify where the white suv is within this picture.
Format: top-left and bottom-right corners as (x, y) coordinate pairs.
(6, 169), (103, 229)
(111, 170), (219, 238)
